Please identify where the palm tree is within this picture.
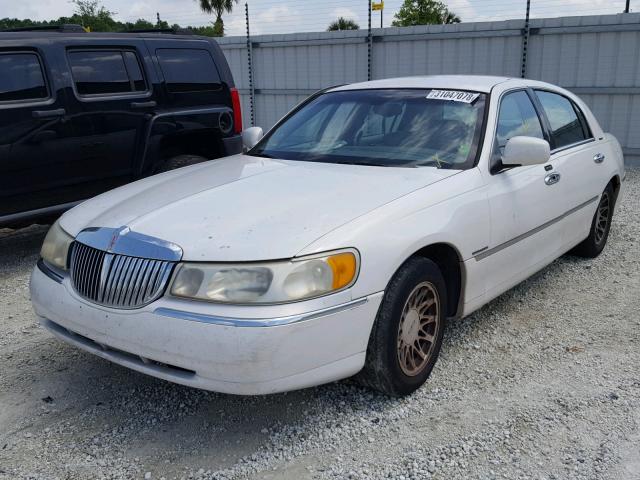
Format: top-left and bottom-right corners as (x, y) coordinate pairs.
(196, 0), (238, 36)
(328, 17), (360, 31)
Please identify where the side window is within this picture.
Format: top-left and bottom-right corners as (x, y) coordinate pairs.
(156, 49), (221, 93)
(68, 50), (147, 96)
(495, 90), (544, 149)
(535, 90), (588, 149)
(0, 53), (48, 102)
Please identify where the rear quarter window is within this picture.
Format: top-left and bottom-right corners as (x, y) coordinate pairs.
(156, 48), (222, 93)
(0, 53), (48, 102)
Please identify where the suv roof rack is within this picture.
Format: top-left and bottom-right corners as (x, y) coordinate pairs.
(1, 24), (87, 33)
(124, 27), (194, 35)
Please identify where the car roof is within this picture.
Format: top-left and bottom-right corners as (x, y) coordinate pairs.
(329, 75), (514, 93)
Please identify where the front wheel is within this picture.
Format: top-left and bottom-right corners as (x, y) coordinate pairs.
(571, 183), (615, 258)
(356, 257), (447, 396)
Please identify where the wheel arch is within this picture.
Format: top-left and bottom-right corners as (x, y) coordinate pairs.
(609, 174), (621, 206)
(408, 242), (465, 319)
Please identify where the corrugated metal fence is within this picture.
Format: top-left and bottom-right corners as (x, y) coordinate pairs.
(217, 13), (640, 165)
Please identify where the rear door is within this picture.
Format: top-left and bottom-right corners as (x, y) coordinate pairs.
(531, 89), (602, 246)
(61, 40), (158, 191)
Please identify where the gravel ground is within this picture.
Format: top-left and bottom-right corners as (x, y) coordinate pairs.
(0, 170), (638, 480)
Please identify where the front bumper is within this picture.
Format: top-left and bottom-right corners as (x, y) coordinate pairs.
(30, 265), (383, 395)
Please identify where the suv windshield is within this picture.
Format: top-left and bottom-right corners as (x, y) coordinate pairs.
(252, 89), (487, 169)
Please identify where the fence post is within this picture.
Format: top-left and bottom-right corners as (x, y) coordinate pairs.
(245, 2), (255, 127)
(520, 0), (531, 78)
(368, 0), (372, 81)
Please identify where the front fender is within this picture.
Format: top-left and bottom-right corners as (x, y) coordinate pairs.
(297, 168), (491, 301)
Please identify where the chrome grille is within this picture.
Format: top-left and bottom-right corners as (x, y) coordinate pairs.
(70, 242), (175, 309)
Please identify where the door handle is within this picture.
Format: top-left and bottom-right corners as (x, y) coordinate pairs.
(130, 100), (157, 109)
(544, 172), (561, 185)
(32, 108), (66, 118)
(593, 153), (605, 164)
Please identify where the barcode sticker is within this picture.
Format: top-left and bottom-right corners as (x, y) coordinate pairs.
(426, 90), (480, 103)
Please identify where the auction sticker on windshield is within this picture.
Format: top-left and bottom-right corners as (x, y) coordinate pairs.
(426, 90), (480, 103)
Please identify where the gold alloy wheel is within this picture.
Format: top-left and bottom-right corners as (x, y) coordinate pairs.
(594, 191), (610, 245)
(396, 281), (440, 377)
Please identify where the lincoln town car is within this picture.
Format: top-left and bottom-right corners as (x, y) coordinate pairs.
(30, 76), (625, 396)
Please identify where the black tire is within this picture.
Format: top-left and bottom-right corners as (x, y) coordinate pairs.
(356, 257), (447, 396)
(571, 183), (615, 258)
(156, 154), (209, 173)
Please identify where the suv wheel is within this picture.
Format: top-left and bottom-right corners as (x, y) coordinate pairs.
(357, 257), (447, 396)
(157, 155), (209, 173)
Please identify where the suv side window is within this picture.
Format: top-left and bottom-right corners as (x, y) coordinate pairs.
(495, 90), (544, 149)
(68, 50), (147, 96)
(534, 90), (590, 149)
(0, 53), (48, 102)
(156, 49), (221, 93)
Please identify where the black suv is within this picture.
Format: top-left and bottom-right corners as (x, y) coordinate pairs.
(0, 26), (243, 226)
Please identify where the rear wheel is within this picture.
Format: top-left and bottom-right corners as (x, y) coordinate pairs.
(157, 154), (209, 173)
(357, 257), (447, 396)
(571, 183), (615, 258)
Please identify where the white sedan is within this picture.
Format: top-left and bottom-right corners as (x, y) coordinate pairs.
(31, 75), (625, 396)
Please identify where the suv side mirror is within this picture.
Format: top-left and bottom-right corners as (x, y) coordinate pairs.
(242, 126), (263, 151)
(503, 136), (550, 167)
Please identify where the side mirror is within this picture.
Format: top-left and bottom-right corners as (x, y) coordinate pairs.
(503, 136), (550, 167)
(242, 126), (263, 151)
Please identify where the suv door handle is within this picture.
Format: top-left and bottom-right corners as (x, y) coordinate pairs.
(593, 153), (605, 164)
(130, 100), (157, 109)
(544, 172), (561, 185)
(32, 108), (66, 118)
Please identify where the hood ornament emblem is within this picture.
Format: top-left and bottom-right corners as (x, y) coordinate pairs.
(107, 226), (130, 253)
(75, 226), (182, 261)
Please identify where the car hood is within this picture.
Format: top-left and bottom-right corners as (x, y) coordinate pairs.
(61, 155), (458, 261)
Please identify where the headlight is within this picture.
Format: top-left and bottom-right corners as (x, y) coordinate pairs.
(170, 250), (359, 304)
(40, 220), (74, 271)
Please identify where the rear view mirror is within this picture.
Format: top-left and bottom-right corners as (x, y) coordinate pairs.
(242, 126), (263, 151)
(503, 136), (550, 167)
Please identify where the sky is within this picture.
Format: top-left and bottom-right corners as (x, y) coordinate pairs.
(0, 0), (631, 36)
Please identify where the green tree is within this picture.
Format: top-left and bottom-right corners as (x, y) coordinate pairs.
(124, 18), (154, 30)
(391, 0), (461, 26)
(196, 0), (238, 36)
(71, 0), (118, 31)
(327, 17), (360, 31)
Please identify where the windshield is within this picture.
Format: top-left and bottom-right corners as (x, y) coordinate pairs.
(251, 88), (487, 169)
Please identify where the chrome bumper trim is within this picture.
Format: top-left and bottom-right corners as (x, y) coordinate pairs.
(153, 297), (370, 328)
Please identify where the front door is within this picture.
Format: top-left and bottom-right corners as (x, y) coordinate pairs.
(0, 48), (82, 217)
